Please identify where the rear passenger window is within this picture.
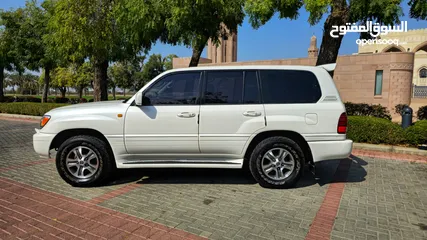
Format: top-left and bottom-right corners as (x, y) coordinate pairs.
(260, 70), (321, 104)
(205, 71), (243, 104)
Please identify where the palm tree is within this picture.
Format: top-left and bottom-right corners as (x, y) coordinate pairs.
(22, 73), (39, 95)
(3, 72), (9, 94)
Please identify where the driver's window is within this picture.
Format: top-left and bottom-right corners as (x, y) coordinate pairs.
(144, 72), (201, 105)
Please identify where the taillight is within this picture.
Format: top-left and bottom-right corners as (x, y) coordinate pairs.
(337, 113), (347, 134)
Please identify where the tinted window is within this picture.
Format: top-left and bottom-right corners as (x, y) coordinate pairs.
(260, 70), (321, 104)
(205, 71), (243, 104)
(374, 70), (383, 95)
(144, 72), (201, 105)
(243, 71), (260, 104)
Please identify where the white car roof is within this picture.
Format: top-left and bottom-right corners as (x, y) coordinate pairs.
(167, 63), (336, 73)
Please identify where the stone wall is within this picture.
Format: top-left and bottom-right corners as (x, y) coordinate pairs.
(197, 57), (317, 67)
(334, 52), (414, 118)
(172, 57), (212, 69)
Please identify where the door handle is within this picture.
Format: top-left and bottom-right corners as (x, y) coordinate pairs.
(243, 111), (262, 117)
(177, 112), (196, 118)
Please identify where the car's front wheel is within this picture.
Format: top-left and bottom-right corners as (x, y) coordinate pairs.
(249, 136), (303, 188)
(56, 135), (113, 187)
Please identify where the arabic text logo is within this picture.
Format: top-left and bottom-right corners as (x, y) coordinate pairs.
(330, 21), (408, 38)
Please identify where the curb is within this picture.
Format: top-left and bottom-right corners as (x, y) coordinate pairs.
(353, 142), (427, 156)
(0, 113), (42, 121)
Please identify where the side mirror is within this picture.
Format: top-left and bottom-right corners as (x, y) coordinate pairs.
(135, 92), (143, 106)
(135, 92), (151, 106)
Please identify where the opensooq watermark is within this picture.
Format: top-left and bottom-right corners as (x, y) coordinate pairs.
(330, 21), (408, 46)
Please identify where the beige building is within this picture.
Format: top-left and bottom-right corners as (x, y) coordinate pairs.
(172, 27), (427, 119)
(358, 29), (427, 86)
(207, 27), (238, 63)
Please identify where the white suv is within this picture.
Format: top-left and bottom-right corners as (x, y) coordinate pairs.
(33, 65), (353, 188)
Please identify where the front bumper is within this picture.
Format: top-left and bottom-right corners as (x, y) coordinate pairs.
(33, 128), (56, 158)
(308, 139), (353, 163)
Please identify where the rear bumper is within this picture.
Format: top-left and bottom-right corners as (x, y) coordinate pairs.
(308, 139), (353, 163)
(33, 129), (55, 158)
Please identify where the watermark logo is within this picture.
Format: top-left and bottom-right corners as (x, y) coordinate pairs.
(330, 21), (408, 46)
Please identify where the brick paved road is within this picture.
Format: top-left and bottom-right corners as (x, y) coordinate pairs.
(0, 119), (426, 240)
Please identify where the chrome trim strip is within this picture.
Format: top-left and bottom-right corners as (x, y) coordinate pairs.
(123, 160), (241, 165)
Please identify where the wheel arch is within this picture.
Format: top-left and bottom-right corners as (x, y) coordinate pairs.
(50, 129), (115, 160)
(243, 130), (313, 170)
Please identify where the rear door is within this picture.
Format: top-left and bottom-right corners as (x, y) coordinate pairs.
(198, 70), (266, 156)
(260, 69), (337, 140)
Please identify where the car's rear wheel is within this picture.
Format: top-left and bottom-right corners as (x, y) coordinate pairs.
(249, 136), (303, 188)
(56, 135), (113, 187)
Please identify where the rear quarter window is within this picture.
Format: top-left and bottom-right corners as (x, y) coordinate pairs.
(260, 70), (322, 104)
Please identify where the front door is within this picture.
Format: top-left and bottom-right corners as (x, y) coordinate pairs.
(124, 71), (202, 156)
(199, 70), (266, 157)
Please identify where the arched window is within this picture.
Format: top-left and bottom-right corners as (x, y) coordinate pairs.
(420, 68), (427, 78)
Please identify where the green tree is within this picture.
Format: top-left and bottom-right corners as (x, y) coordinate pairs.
(109, 55), (147, 96)
(8, 73), (25, 94)
(0, 10), (21, 101)
(109, 62), (134, 97)
(2, 72), (10, 94)
(409, 0), (427, 20)
(164, 54), (178, 70)
(21, 73), (39, 95)
(164, 0), (245, 67)
(2, 0), (58, 103)
(141, 54), (177, 83)
(48, 66), (73, 98)
(123, 0), (245, 67)
(107, 67), (117, 100)
(245, 0), (427, 68)
(74, 62), (93, 98)
(142, 54), (166, 82)
(49, 0), (159, 101)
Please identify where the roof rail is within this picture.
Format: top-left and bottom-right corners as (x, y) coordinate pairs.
(317, 63), (336, 72)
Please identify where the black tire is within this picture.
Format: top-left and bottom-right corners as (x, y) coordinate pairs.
(249, 136), (303, 189)
(56, 135), (114, 187)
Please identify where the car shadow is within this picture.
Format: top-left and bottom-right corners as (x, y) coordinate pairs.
(294, 155), (367, 189)
(103, 156), (368, 188)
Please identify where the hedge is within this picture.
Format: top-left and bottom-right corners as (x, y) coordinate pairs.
(418, 106), (427, 120)
(347, 116), (406, 145)
(345, 102), (427, 121)
(394, 104), (427, 120)
(2, 95), (128, 102)
(404, 120), (427, 146)
(347, 116), (427, 146)
(394, 104), (409, 116)
(0, 102), (68, 116)
(1, 95), (129, 104)
(344, 102), (392, 120)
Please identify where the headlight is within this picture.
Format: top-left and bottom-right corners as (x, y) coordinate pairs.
(40, 115), (51, 129)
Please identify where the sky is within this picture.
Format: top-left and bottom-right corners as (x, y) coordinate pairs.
(1, 0), (426, 62)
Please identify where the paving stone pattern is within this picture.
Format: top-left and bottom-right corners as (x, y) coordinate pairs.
(0, 120), (40, 167)
(332, 156), (427, 240)
(99, 177), (329, 240)
(0, 120), (133, 201)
